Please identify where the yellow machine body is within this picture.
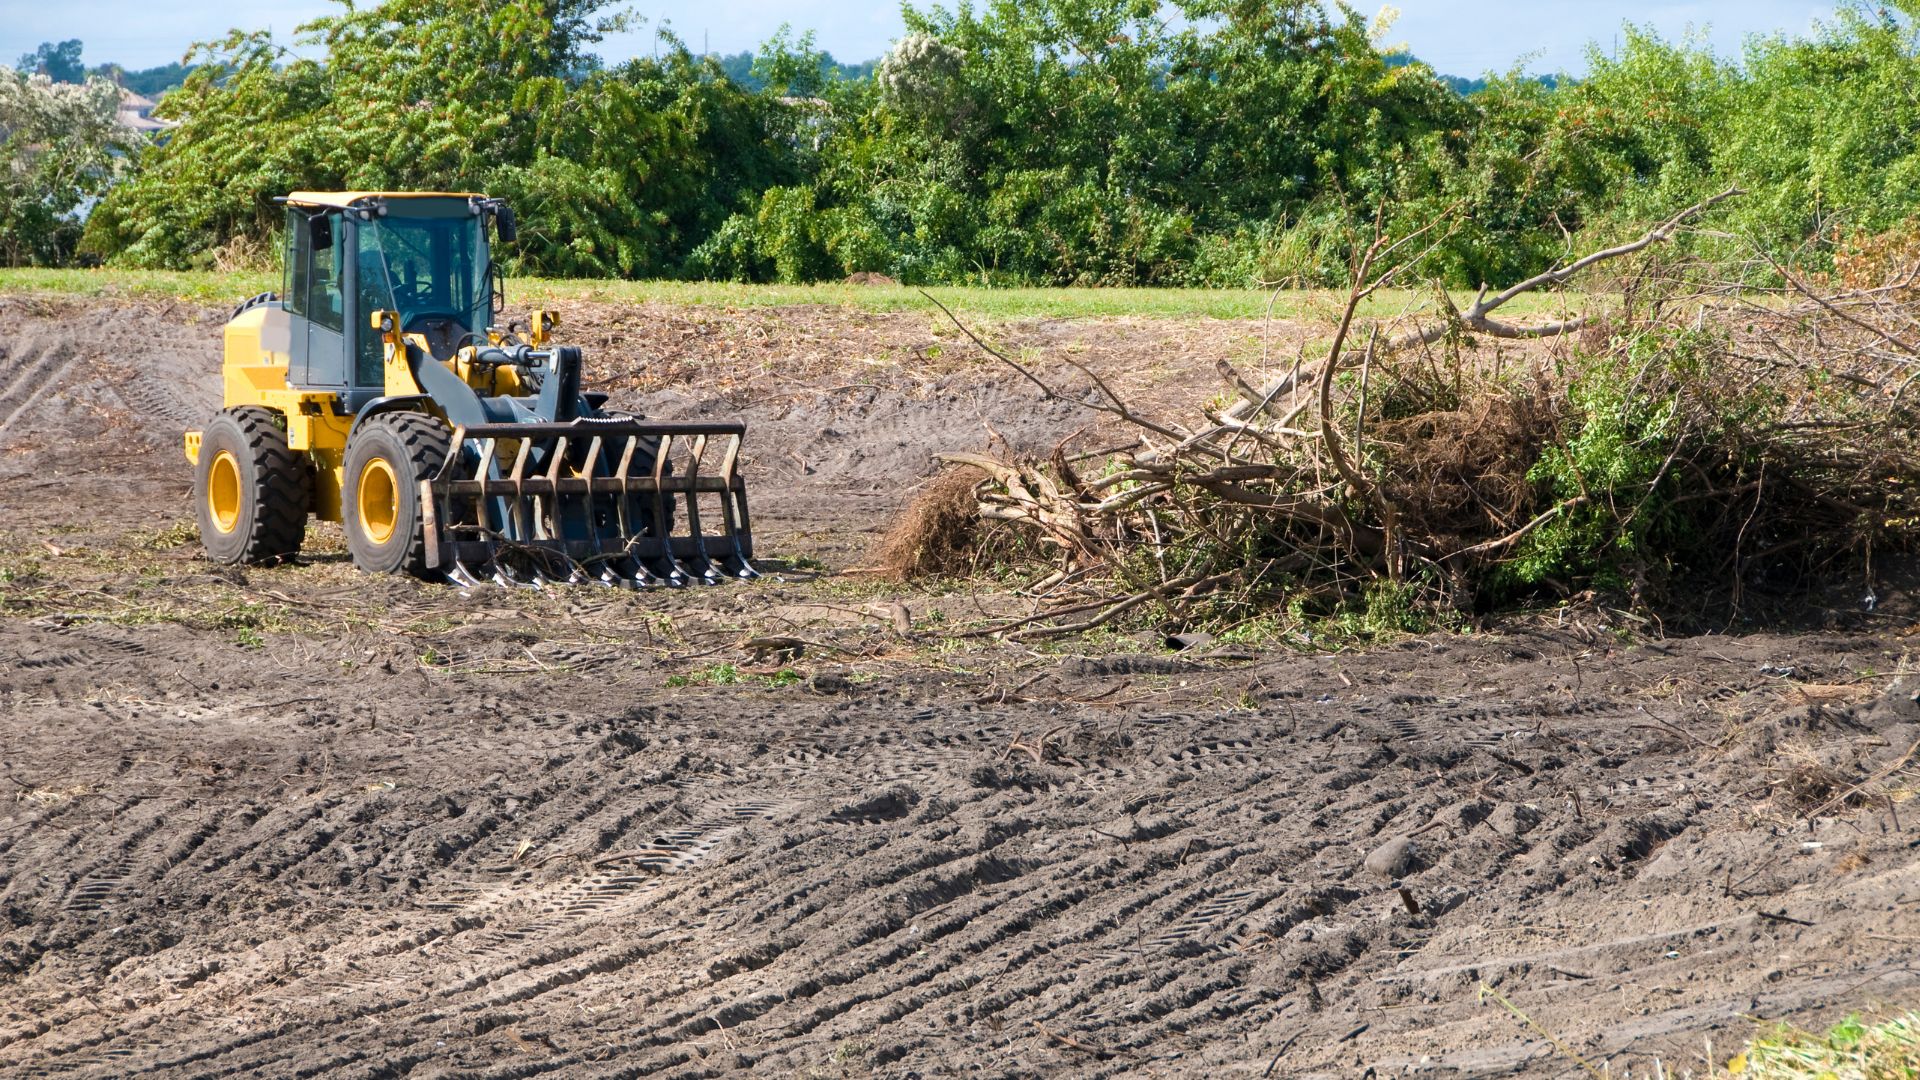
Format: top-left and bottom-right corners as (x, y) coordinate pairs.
(184, 288), (552, 522)
(185, 190), (755, 586)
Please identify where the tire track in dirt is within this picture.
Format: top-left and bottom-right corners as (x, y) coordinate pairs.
(12, 776), (808, 1077)
(0, 337), (77, 442)
(8, 646), (1915, 1079)
(105, 365), (207, 427)
(1, 688), (1580, 1078)
(457, 754), (1353, 1075)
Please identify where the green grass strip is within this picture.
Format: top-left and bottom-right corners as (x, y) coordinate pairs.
(1731, 1011), (1920, 1078)
(0, 267), (1570, 322)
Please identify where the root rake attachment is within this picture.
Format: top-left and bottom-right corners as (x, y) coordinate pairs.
(423, 418), (754, 588)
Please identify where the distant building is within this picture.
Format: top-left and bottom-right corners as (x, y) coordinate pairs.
(116, 89), (172, 133)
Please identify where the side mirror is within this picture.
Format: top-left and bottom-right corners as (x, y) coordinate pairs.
(307, 212), (332, 250)
(494, 205), (517, 244)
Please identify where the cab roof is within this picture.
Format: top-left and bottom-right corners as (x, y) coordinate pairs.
(285, 191), (485, 209)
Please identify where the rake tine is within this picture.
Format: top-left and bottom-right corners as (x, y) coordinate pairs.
(716, 434), (756, 579)
(581, 435), (609, 570)
(652, 442), (698, 586)
(658, 558), (690, 587)
(489, 556), (533, 590)
(612, 435), (639, 544)
(649, 434), (681, 581)
(505, 437), (535, 542)
(623, 552), (665, 588)
(679, 434), (721, 585)
(690, 557), (721, 586)
(447, 560), (487, 591)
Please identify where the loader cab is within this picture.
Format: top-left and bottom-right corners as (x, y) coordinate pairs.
(284, 194), (497, 413)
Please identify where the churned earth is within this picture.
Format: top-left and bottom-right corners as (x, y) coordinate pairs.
(0, 292), (1916, 1078)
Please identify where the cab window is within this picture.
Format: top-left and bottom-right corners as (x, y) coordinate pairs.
(284, 207), (307, 317)
(307, 211), (345, 333)
(354, 222), (389, 385)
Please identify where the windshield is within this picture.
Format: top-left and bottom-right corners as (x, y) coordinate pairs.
(355, 198), (489, 339)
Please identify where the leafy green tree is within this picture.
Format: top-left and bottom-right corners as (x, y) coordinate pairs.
(1417, 4), (1920, 281)
(701, 0), (1462, 285)
(0, 67), (126, 265)
(714, 47), (874, 91)
(1712, 2), (1920, 254)
(83, 0), (799, 276)
(75, 0), (1920, 286)
(90, 61), (196, 97)
(1388, 30), (1731, 288)
(17, 40), (85, 84)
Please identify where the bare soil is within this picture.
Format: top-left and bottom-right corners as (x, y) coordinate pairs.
(1, 293), (1917, 1079)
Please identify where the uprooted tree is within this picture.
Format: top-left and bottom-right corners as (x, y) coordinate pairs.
(906, 190), (1920, 640)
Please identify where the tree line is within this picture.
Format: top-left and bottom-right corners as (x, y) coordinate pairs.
(9, 0), (1920, 285)
(17, 39), (193, 97)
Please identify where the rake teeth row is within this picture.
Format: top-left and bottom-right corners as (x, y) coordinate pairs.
(423, 419), (755, 591)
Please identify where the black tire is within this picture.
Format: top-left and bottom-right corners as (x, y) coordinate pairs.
(342, 412), (452, 577)
(195, 406), (309, 565)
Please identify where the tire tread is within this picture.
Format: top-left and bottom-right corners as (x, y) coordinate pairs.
(197, 406), (309, 565)
(345, 411), (451, 577)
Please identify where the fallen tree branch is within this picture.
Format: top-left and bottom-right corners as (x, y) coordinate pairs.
(892, 187), (1920, 641)
(1442, 497), (1589, 562)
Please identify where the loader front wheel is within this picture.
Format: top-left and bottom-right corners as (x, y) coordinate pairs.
(343, 412), (451, 577)
(195, 407), (309, 565)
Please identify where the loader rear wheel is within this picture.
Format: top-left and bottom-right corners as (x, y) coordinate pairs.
(343, 412), (451, 577)
(195, 407), (309, 565)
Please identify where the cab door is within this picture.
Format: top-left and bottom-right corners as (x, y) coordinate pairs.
(304, 210), (349, 390)
(285, 208), (349, 391)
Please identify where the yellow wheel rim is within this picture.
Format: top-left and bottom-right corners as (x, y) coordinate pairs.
(357, 457), (400, 545)
(207, 450), (242, 534)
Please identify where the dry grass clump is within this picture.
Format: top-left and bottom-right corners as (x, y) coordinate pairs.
(1765, 743), (1858, 811)
(872, 466), (986, 581)
(1831, 219), (1920, 295)
(1374, 375), (1559, 557)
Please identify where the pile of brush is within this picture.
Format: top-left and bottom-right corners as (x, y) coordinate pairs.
(886, 189), (1920, 639)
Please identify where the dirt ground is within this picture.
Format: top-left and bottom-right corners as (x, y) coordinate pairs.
(1, 292), (1917, 1079)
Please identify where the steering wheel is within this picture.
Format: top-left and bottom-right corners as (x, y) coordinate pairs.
(403, 312), (464, 331)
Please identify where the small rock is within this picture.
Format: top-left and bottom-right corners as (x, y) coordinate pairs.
(1488, 803), (1543, 838)
(1865, 679), (1920, 728)
(1364, 836), (1424, 881)
(1638, 844), (1688, 881)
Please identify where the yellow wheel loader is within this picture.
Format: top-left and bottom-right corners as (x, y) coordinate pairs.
(185, 191), (754, 587)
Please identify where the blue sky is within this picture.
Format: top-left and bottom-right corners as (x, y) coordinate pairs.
(4, 1), (1842, 77)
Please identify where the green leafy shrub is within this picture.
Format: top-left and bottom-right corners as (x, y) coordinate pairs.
(83, 0), (800, 278)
